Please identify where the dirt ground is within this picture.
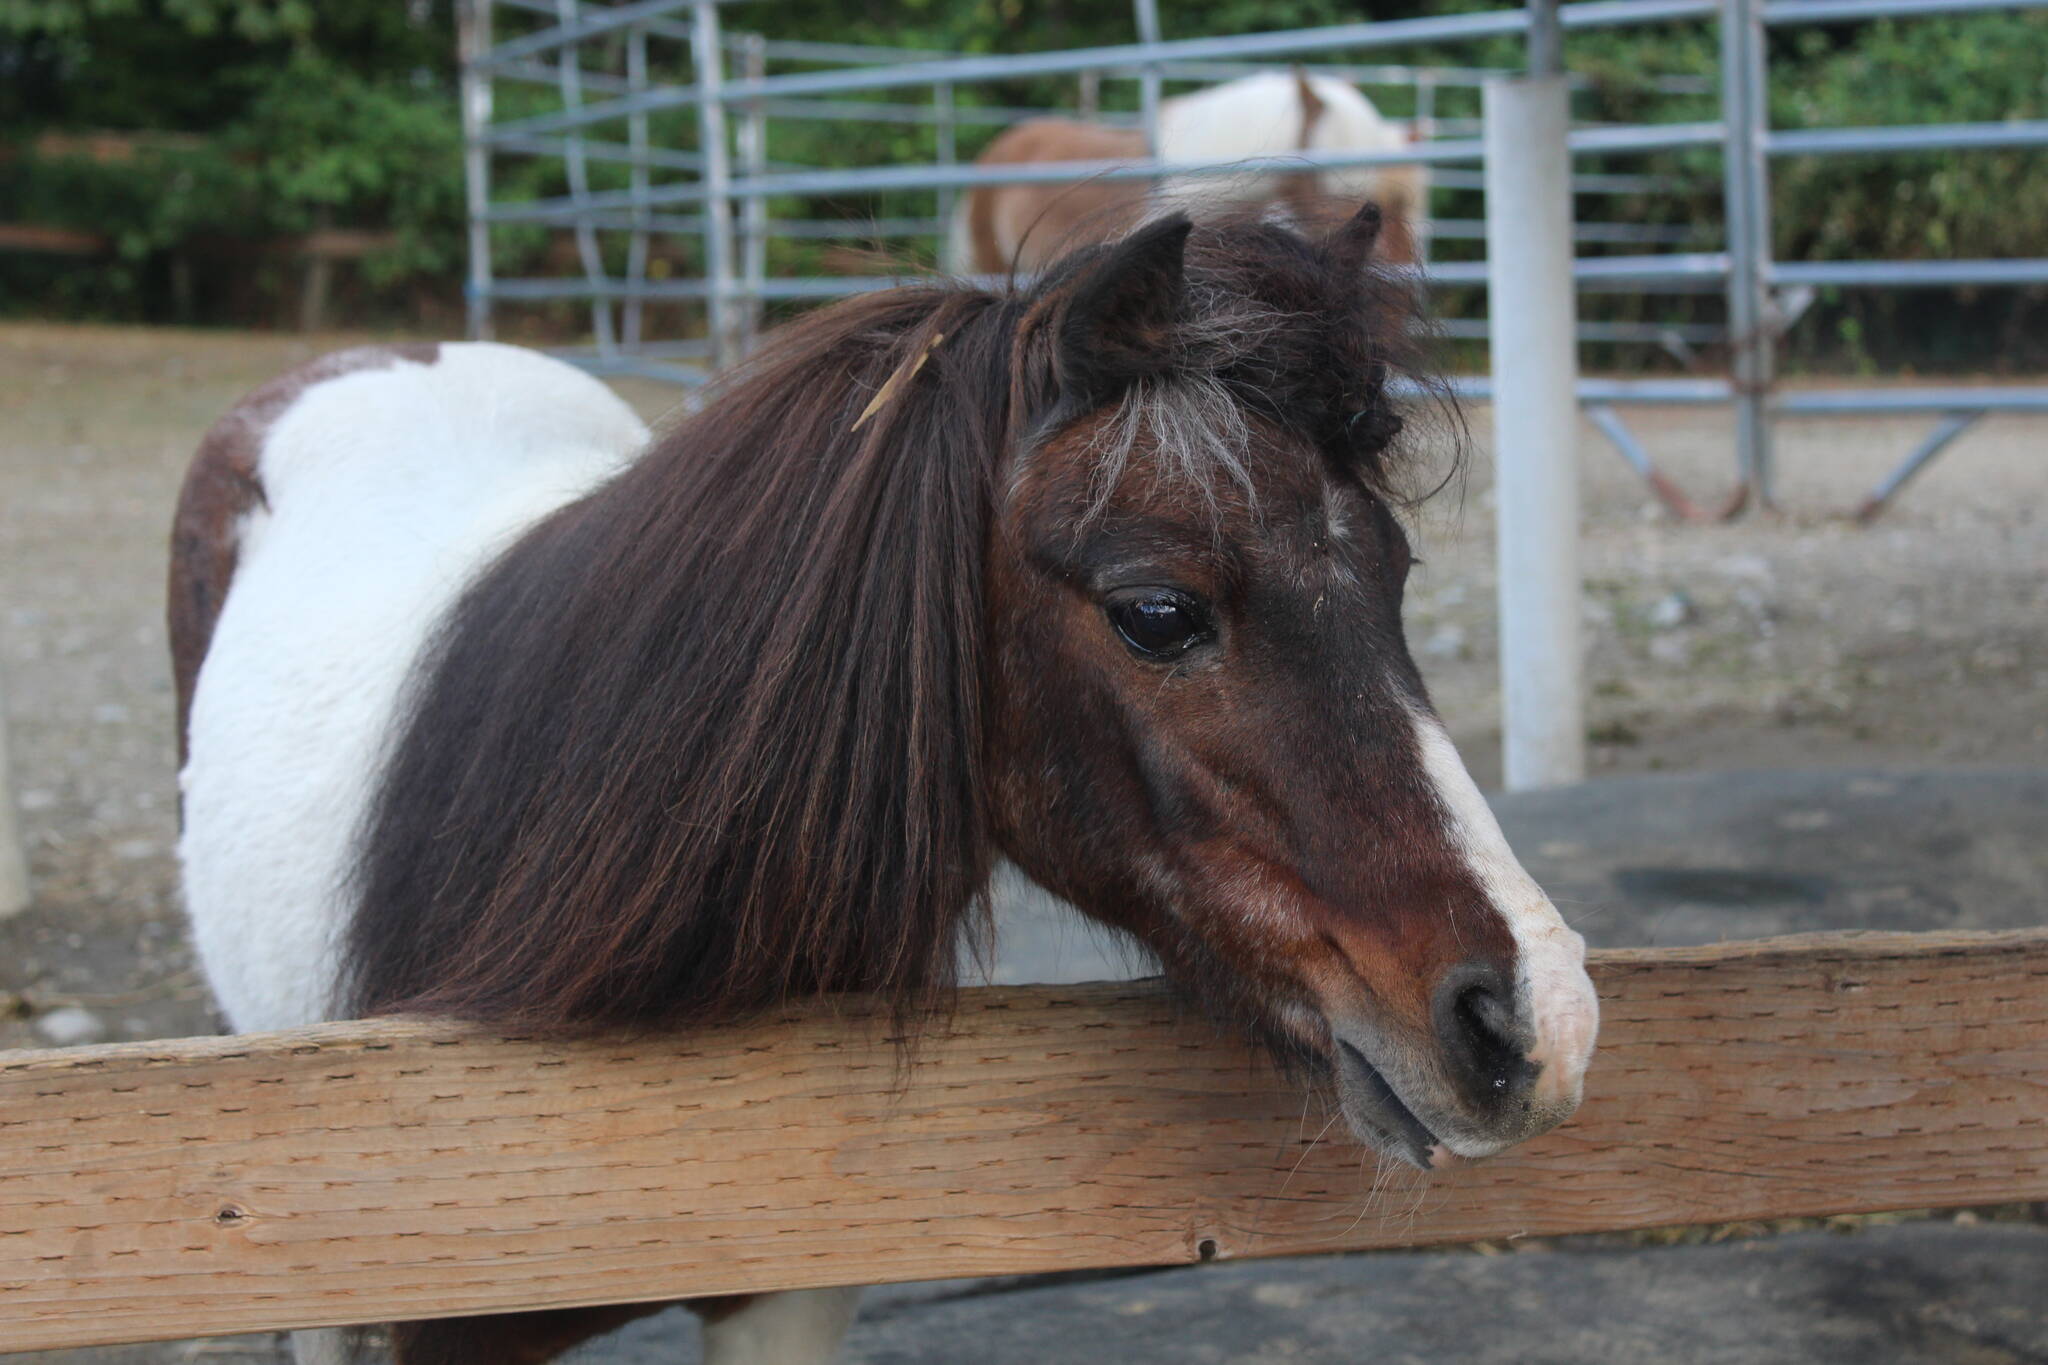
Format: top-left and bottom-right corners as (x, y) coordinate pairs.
(1, 320), (2044, 1054)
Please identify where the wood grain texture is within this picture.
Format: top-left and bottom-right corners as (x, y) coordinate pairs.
(3, 929), (2045, 1351)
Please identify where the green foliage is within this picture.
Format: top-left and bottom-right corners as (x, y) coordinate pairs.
(1, 0), (459, 323)
(1762, 13), (2048, 371)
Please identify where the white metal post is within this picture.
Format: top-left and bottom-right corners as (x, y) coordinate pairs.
(457, 0), (495, 341)
(934, 80), (958, 253)
(1133, 0), (1163, 154)
(1413, 72), (1437, 264)
(1484, 25), (1584, 791)
(692, 0), (738, 370)
(555, 0), (616, 356)
(0, 673), (29, 919)
(1721, 0), (1776, 506)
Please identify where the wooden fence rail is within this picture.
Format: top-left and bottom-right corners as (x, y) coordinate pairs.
(2, 928), (2045, 1352)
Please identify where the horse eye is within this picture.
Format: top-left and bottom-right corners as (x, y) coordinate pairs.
(1107, 590), (1212, 660)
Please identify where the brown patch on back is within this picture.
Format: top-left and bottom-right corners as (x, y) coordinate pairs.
(962, 118), (1150, 275)
(168, 342), (439, 766)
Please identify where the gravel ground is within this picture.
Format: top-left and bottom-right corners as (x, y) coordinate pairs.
(0, 321), (2043, 1360)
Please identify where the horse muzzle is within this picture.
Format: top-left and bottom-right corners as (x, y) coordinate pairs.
(1327, 931), (1599, 1170)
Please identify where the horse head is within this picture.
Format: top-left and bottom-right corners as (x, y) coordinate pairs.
(982, 207), (1597, 1167)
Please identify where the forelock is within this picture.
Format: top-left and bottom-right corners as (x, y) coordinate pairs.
(1058, 213), (1447, 522)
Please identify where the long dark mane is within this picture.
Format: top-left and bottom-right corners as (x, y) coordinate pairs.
(343, 209), (1444, 1032)
(344, 285), (1032, 1027)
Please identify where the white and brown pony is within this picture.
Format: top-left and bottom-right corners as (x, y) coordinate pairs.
(170, 207), (1594, 1365)
(947, 70), (1426, 276)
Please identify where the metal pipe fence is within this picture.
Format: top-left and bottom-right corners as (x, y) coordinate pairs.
(457, 0), (2048, 517)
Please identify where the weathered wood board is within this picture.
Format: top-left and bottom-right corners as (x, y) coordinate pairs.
(2, 929), (2044, 1351)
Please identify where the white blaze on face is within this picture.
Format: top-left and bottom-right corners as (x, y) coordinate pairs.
(1410, 712), (1599, 1113)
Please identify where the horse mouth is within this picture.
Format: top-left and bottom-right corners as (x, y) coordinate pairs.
(1333, 1038), (1443, 1170)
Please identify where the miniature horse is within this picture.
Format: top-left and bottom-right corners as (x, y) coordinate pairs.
(170, 206), (1596, 1365)
(947, 70), (1425, 276)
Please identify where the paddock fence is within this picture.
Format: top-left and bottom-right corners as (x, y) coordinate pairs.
(458, 0), (2048, 519)
(2, 928), (2045, 1351)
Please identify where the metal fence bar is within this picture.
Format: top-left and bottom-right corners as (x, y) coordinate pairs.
(719, 1), (1724, 103)
(1775, 387), (2048, 413)
(554, 0), (616, 355)
(1434, 375), (1737, 403)
(738, 37), (1717, 93)
(0, 668), (29, 919)
(738, 32), (769, 352)
(1435, 167), (1702, 193)
(1763, 0), (2042, 22)
(712, 125), (1723, 200)
(1149, 57), (1716, 94)
(622, 23), (652, 349)
(1487, 13), (1584, 791)
(492, 279), (713, 299)
(644, 214), (1695, 245)
(485, 189), (708, 219)
(737, 38), (953, 66)
(934, 82), (958, 244)
(1586, 402), (1737, 520)
(1425, 252), (1732, 285)
(1440, 317), (1726, 342)
(458, 0), (497, 341)
(1432, 218), (1698, 244)
(688, 1), (738, 368)
(1851, 410), (1984, 522)
(483, 251), (1734, 301)
(488, 86), (701, 141)
(1768, 119), (2048, 156)
(477, 0), (703, 67)
(1721, 0), (1775, 505)
(1771, 259), (2048, 287)
(482, 160), (1711, 221)
(747, 96), (1140, 128)
(1134, 0), (1164, 154)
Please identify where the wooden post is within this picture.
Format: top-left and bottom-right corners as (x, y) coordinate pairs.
(1, 929), (2044, 1351)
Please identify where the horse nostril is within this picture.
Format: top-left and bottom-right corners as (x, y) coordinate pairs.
(1435, 967), (1530, 1104)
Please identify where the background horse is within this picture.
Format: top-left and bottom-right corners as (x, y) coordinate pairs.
(171, 206), (1594, 1365)
(948, 70), (1425, 276)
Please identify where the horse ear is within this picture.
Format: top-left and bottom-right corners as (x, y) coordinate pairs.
(1326, 201), (1384, 275)
(1053, 214), (1193, 402)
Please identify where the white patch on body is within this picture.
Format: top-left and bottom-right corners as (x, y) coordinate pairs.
(1409, 713), (1599, 1128)
(177, 342), (649, 1032)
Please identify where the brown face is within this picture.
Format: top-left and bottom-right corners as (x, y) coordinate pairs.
(984, 212), (1597, 1170)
